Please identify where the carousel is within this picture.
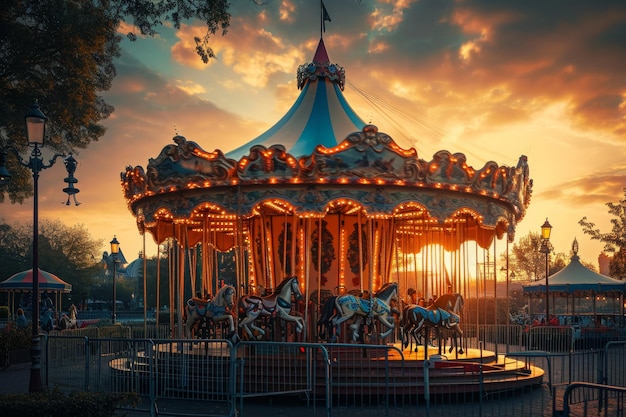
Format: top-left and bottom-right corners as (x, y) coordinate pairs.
(120, 37), (533, 344)
(523, 239), (625, 346)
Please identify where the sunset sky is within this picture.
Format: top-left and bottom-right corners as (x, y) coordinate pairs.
(3, 0), (625, 270)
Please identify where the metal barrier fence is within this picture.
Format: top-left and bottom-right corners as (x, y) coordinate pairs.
(557, 382), (626, 417)
(40, 329), (626, 417)
(233, 341), (330, 416)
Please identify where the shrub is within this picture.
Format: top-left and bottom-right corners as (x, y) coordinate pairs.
(0, 388), (140, 417)
(0, 326), (32, 351)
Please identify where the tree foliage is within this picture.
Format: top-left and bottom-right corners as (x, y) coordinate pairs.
(509, 231), (572, 280)
(0, 0), (230, 203)
(579, 189), (626, 278)
(0, 219), (102, 308)
(510, 232), (546, 280)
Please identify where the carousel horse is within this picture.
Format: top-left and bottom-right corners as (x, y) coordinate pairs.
(317, 295), (339, 341)
(185, 284), (237, 341)
(400, 293), (464, 355)
(58, 303), (78, 330)
(41, 305), (55, 332)
(321, 282), (399, 343)
(510, 304), (530, 325)
(238, 276), (304, 340)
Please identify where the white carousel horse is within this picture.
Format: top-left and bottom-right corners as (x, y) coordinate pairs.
(58, 303), (78, 330)
(238, 276), (304, 340)
(400, 293), (464, 354)
(185, 284), (237, 341)
(325, 282), (399, 343)
(510, 304), (530, 325)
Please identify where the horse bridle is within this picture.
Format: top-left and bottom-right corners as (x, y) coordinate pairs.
(291, 278), (303, 300)
(223, 286), (235, 308)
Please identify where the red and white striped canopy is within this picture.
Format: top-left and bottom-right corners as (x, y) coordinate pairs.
(0, 268), (72, 293)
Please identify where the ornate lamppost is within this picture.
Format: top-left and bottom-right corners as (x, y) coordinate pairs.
(0, 100), (80, 392)
(110, 236), (120, 324)
(539, 218), (553, 321)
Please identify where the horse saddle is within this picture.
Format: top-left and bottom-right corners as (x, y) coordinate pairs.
(424, 308), (451, 323)
(245, 296), (281, 315)
(188, 299), (208, 316)
(357, 298), (372, 314)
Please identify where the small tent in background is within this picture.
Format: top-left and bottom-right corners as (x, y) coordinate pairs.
(0, 268), (72, 318)
(523, 239), (625, 325)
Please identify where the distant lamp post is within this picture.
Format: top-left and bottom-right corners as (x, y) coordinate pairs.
(110, 236), (120, 324)
(0, 151), (11, 181)
(0, 100), (80, 393)
(539, 218), (553, 320)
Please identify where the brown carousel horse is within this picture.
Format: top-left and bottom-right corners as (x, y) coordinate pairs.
(400, 293), (464, 354)
(238, 276), (304, 340)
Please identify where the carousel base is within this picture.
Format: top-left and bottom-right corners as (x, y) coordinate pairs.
(109, 340), (544, 400)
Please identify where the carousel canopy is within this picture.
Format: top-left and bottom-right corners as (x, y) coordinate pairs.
(523, 247), (625, 295)
(226, 39), (366, 160)
(121, 37), (533, 245)
(120, 35), (534, 293)
(0, 268), (72, 293)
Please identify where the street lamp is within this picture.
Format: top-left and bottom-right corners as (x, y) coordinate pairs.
(0, 100), (80, 393)
(110, 236), (120, 324)
(539, 218), (553, 321)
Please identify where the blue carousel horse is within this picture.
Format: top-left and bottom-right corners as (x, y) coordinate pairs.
(41, 305), (55, 332)
(185, 284), (237, 341)
(319, 282), (399, 343)
(238, 276), (304, 340)
(400, 293), (464, 355)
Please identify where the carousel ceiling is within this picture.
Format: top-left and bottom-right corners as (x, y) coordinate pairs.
(120, 38), (533, 251)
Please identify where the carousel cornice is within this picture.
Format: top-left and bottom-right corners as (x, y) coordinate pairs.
(297, 60), (345, 90)
(121, 124), (532, 242)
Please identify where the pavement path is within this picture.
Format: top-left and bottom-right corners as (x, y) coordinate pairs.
(0, 362), (31, 394)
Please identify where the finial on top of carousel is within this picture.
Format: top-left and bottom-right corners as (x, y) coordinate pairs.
(572, 238), (579, 256)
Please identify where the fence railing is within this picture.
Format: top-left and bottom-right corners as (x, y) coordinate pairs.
(37, 328), (626, 417)
(557, 382), (626, 417)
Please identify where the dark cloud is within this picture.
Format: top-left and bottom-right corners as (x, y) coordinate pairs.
(286, 1), (626, 137)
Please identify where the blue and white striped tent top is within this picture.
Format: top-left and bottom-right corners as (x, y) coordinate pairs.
(226, 38), (366, 160)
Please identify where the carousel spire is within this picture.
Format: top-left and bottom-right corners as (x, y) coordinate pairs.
(313, 38), (330, 65)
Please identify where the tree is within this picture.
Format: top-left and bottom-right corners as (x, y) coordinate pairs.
(579, 189), (626, 279)
(1, 0), (230, 203)
(510, 232), (546, 281)
(510, 231), (568, 281)
(0, 219), (102, 309)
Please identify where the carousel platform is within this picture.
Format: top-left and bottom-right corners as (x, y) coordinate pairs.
(109, 341), (544, 400)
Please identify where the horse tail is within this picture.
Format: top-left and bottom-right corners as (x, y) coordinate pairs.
(399, 306), (413, 348)
(316, 296), (338, 340)
(399, 305), (410, 328)
(184, 298), (195, 322)
(317, 296), (337, 326)
(237, 296), (248, 318)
